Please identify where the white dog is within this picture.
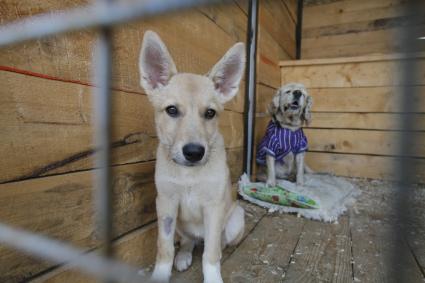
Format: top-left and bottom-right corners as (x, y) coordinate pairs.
(139, 31), (246, 283)
(256, 83), (313, 186)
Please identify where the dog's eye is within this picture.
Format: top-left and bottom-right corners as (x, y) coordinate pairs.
(165, 105), (179, 117)
(204, 108), (216, 119)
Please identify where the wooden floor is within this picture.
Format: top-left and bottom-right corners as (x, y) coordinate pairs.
(154, 178), (425, 283)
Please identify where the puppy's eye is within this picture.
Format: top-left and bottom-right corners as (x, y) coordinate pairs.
(204, 108), (216, 119)
(165, 105), (179, 117)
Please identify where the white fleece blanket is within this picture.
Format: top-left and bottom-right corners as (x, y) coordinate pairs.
(238, 173), (360, 222)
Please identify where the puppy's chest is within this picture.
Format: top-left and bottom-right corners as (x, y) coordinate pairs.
(179, 190), (203, 223)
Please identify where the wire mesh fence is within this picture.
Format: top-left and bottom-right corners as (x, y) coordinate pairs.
(0, 0), (422, 282)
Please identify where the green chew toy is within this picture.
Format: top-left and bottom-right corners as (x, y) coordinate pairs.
(242, 183), (319, 209)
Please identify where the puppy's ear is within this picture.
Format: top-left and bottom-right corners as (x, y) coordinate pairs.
(267, 91), (281, 119)
(208, 43), (246, 104)
(302, 95), (313, 125)
(139, 31), (177, 94)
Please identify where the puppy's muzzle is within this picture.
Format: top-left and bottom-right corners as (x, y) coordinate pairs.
(182, 143), (205, 163)
(293, 90), (302, 99)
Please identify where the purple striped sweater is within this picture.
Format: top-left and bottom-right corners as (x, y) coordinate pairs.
(256, 121), (308, 165)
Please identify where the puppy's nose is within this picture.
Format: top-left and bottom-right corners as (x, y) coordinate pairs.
(183, 143), (205, 162)
(293, 90), (302, 99)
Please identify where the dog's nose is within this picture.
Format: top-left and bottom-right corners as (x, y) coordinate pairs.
(182, 143), (205, 162)
(293, 90), (302, 99)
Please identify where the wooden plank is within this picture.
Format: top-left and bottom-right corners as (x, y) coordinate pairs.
(305, 151), (425, 182)
(303, 0), (408, 29)
(255, 118), (425, 156)
(0, 161), (157, 282)
(255, 83), (276, 114)
(0, 4), (245, 113)
(280, 52), (425, 66)
(0, 71), (244, 183)
(349, 183), (424, 283)
(304, 128), (425, 157)
(309, 113), (425, 131)
(301, 26), (425, 59)
(198, 2), (247, 43)
(257, 25), (290, 88)
(307, 86), (425, 113)
(220, 214), (305, 282)
(30, 223), (158, 283)
(259, 0), (296, 58)
(303, 15), (425, 38)
(173, 201), (268, 282)
(281, 57), (425, 88)
(284, 216), (352, 282)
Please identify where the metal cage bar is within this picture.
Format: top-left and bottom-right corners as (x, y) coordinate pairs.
(0, 0), (230, 282)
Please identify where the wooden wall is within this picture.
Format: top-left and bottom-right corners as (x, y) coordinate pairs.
(254, 0), (298, 175)
(302, 0), (425, 58)
(0, 1), (250, 281)
(279, 53), (425, 182)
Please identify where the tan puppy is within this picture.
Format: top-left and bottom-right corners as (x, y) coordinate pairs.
(256, 83), (313, 186)
(139, 31), (245, 283)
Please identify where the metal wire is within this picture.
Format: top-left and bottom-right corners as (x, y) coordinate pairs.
(0, 0), (226, 47)
(0, 223), (146, 282)
(390, 0), (424, 280)
(0, 0), (227, 281)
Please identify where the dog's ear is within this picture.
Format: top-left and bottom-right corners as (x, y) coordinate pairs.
(208, 43), (246, 104)
(302, 95), (313, 125)
(139, 30), (177, 93)
(267, 91), (281, 119)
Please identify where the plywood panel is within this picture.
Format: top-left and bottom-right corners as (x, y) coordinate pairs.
(306, 152), (425, 182)
(0, 71), (244, 183)
(281, 58), (425, 88)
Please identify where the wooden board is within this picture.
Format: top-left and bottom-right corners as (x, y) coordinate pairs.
(284, 216), (352, 282)
(0, 71), (244, 183)
(221, 214), (305, 282)
(303, 0), (408, 29)
(255, 118), (425, 156)
(301, 0), (425, 58)
(309, 112), (425, 131)
(281, 57), (425, 88)
(30, 223), (158, 283)
(0, 4), (246, 113)
(304, 128), (425, 157)
(259, 0), (296, 58)
(307, 86), (425, 113)
(255, 83), (276, 114)
(349, 181), (425, 282)
(0, 161), (157, 282)
(305, 152), (425, 182)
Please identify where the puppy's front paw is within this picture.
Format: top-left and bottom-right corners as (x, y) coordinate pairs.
(266, 179), (276, 187)
(203, 262), (223, 283)
(174, 251), (193, 272)
(296, 174), (304, 186)
(151, 263), (171, 283)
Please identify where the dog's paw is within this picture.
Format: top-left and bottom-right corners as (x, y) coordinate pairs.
(150, 263), (171, 283)
(266, 179), (276, 187)
(203, 262), (223, 283)
(296, 175), (304, 186)
(174, 251), (193, 272)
